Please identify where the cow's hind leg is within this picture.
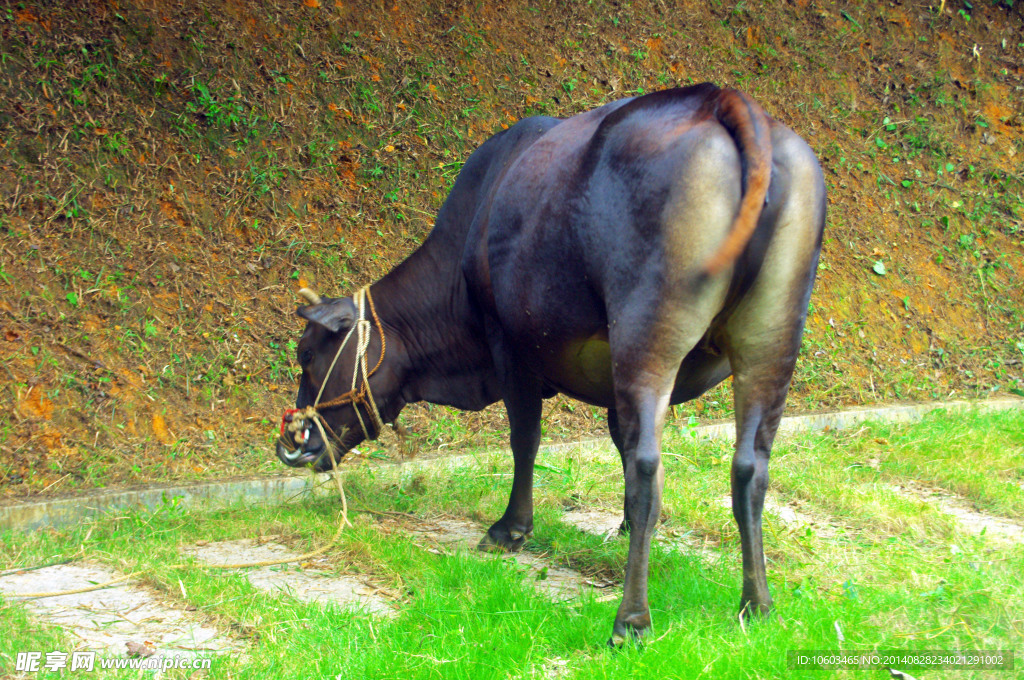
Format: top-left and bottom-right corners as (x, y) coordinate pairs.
(609, 381), (672, 645)
(607, 307), (718, 645)
(724, 277), (819, 618)
(725, 361), (791, 618)
(479, 366), (543, 552)
(607, 408), (631, 535)
(723, 133), (824, 617)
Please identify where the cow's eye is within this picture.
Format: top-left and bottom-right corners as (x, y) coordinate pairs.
(299, 349), (313, 366)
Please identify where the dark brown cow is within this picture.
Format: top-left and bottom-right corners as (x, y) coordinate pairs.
(277, 83), (826, 644)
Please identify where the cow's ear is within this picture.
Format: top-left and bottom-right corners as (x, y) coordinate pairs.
(297, 298), (356, 333)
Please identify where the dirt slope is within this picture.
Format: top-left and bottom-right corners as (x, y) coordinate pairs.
(0, 0), (1022, 496)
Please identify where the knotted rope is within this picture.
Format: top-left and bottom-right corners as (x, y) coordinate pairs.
(280, 285), (386, 457)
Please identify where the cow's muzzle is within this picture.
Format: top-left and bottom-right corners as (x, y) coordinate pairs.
(277, 407), (329, 468)
(275, 438), (329, 468)
(276, 407), (361, 470)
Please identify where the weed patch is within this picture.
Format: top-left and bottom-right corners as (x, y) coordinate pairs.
(3, 409), (1020, 677)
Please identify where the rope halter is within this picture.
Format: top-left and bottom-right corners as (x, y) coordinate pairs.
(280, 286), (387, 457)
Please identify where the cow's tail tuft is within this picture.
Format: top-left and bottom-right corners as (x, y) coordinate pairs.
(701, 88), (773, 277)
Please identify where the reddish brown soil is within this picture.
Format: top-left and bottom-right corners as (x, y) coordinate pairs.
(0, 0), (1021, 497)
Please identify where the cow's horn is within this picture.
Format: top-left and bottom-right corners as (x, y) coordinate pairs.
(297, 288), (322, 305)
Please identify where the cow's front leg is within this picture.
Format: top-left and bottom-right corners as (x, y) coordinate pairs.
(479, 371), (542, 552)
(610, 388), (669, 645)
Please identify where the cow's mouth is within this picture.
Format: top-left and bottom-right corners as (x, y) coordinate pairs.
(277, 408), (338, 469)
(275, 426), (360, 471)
(275, 438), (327, 468)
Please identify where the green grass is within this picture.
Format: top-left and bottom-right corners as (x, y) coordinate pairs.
(1, 408), (1022, 678)
(770, 409), (1024, 521)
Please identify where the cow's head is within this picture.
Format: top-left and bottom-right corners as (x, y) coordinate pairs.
(275, 287), (405, 471)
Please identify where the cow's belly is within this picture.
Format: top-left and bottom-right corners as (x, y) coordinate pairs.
(537, 335), (733, 409)
(540, 333), (616, 407)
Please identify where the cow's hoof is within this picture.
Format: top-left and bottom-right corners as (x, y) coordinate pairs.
(607, 621), (648, 648)
(478, 522), (530, 552)
(738, 598), (773, 621)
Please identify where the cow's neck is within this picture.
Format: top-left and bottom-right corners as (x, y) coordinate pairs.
(370, 240), (499, 411)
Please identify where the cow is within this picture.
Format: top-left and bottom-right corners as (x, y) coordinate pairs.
(276, 82), (826, 645)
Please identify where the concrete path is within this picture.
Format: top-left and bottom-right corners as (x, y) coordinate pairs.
(184, 538), (396, 616)
(0, 563), (237, 661)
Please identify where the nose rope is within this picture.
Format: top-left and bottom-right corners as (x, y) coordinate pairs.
(280, 285), (386, 461)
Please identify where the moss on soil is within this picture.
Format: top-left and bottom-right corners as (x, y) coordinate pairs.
(0, 0), (1022, 496)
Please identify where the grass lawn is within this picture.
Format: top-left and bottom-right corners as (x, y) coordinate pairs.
(1, 408), (1021, 678)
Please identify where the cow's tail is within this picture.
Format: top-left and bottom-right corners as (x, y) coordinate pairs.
(701, 88), (773, 277)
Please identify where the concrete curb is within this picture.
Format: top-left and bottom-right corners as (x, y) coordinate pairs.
(2, 398), (1021, 532)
